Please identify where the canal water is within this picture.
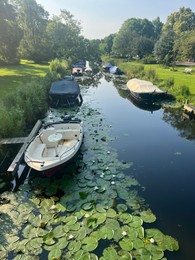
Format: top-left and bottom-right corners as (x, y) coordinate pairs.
(0, 73), (195, 259)
(84, 74), (195, 260)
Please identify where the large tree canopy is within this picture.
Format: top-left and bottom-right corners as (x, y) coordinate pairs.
(12, 0), (50, 62)
(112, 18), (157, 58)
(0, 0), (21, 64)
(154, 7), (195, 65)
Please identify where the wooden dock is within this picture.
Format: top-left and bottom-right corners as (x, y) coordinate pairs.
(0, 137), (27, 144)
(6, 120), (42, 175)
(184, 103), (195, 113)
(183, 103), (195, 120)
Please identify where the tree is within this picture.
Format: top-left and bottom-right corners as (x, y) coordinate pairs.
(46, 10), (82, 60)
(157, 7), (195, 64)
(154, 29), (175, 65)
(163, 7), (195, 34)
(112, 18), (156, 59)
(12, 0), (50, 62)
(0, 0), (21, 64)
(174, 31), (195, 61)
(99, 34), (115, 55)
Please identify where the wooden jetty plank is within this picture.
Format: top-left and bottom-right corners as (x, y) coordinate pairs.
(7, 120), (42, 174)
(184, 103), (195, 113)
(0, 137), (27, 144)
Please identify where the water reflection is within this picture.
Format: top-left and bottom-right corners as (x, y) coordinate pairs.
(162, 107), (195, 140)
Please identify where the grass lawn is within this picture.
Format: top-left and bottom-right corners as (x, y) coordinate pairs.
(144, 64), (195, 95)
(0, 60), (49, 97)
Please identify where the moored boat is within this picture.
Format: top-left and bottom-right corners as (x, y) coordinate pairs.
(127, 78), (167, 103)
(49, 79), (82, 107)
(24, 119), (83, 176)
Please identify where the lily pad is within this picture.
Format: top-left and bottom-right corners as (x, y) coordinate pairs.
(139, 209), (156, 223)
(82, 237), (98, 251)
(100, 246), (118, 259)
(119, 238), (133, 251)
(48, 248), (62, 260)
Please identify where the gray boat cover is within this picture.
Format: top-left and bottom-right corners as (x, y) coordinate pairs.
(49, 80), (80, 95)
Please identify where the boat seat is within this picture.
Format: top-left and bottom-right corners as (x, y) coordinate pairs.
(39, 128), (56, 147)
(56, 129), (80, 140)
(33, 144), (47, 158)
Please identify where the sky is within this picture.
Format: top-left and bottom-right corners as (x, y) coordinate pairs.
(36, 0), (195, 39)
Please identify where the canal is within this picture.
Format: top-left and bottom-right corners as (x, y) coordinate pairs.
(0, 73), (195, 259)
(85, 74), (195, 260)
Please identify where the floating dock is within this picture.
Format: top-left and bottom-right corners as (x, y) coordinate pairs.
(0, 120), (42, 175)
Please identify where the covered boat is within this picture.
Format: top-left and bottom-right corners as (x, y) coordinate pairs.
(127, 78), (167, 103)
(109, 66), (123, 75)
(24, 119), (83, 176)
(102, 62), (113, 72)
(49, 79), (82, 107)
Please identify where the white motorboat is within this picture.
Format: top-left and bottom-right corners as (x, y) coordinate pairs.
(24, 119), (83, 176)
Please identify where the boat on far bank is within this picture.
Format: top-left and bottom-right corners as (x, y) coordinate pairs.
(127, 78), (168, 104)
(24, 119), (83, 176)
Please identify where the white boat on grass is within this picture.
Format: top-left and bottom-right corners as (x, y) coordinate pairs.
(24, 119), (83, 176)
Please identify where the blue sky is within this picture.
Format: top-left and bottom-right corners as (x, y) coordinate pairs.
(36, 0), (195, 39)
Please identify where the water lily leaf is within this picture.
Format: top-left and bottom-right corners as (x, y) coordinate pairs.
(105, 219), (120, 232)
(93, 212), (107, 225)
(116, 204), (128, 213)
(87, 217), (98, 229)
(77, 227), (87, 241)
(139, 209), (156, 223)
(18, 203), (32, 214)
(68, 222), (80, 231)
(118, 213), (133, 224)
(55, 202), (66, 212)
(57, 236), (69, 249)
(133, 248), (151, 260)
(163, 235), (179, 251)
(43, 232), (55, 245)
(68, 240), (81, 252)
(65, 216), (77, 225)
(135, 227), (144, 239)
(74, 249), (90, 260)
(82, 237), (98, 251)
(84, 174), (94, 180)
(66, 204), (77, 212)
(82, 202), (93, 211)
(48, 248), (62, 260)
(79, 191), (88, 199)
(121, 226), (138, 241)
(119, 238), (133, 251)
(118, 250), (133, 260)
(101, 246), (118, 259)
(96, 186), (106, 193)
(95, 203), (107, 213)
(132, 238), (144, 249)
(25, 237), (43, 250)
(53, 225), (65, 238)
(129, 216), (143, 228)
(106, 208), (117, 218)
(145, 244), (164, 259)
(99, 226), (114, 240)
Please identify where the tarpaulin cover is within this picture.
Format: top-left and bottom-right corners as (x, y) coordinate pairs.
(49, 80), (80, 95)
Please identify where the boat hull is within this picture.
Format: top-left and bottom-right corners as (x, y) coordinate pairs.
(129, 90), (166, 104)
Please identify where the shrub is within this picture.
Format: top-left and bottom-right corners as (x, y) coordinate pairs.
(49, 58), (69, 78)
